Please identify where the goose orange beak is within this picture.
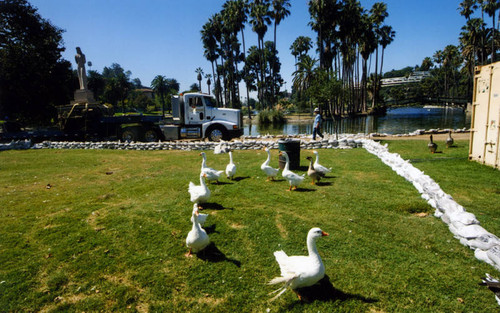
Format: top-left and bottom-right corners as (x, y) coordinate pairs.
(321, 231), (329, 236)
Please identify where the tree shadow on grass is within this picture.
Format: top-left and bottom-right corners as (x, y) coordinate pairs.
(281, 275), (377, 310)
(200, 203), (233, 211)
(197, 242), (241, 267)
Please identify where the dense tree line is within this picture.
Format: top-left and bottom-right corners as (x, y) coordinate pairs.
(384, 0), (500, 106)
(200, 0), (290, 112)
(0, 0), (75, 124)
(291, 0), (395, 117)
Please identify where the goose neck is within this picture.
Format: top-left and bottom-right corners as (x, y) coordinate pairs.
(307, 236), (320, 258)
(283, 154), (290, 171)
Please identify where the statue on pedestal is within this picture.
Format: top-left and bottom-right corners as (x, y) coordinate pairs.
(75, 47), (88, 90)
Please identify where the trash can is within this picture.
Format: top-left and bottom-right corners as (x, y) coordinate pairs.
(278, 139), (300, 170)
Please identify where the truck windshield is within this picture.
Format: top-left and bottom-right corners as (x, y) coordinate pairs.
(204, 96), (216, 107)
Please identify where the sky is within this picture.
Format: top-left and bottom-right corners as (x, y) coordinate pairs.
(28, 0), (485, 98)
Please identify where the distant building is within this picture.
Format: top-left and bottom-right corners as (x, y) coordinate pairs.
(381, 71), (431, 86)
(136, 88), (154, 99)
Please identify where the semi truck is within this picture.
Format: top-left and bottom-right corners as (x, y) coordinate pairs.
(55, 92), (243, 142)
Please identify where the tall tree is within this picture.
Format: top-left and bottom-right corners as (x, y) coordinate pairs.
(0, 0), (74, 124)
(290, 36), (312, 70)
(195, 67), (204, 92)
(151, 75), (168, 116)
(483, 0), (500, 62)
(458, 0), (477, 21)
(379, 25), (395, 78)
(250, 0), (272, 107)
(369, 2), (388, 109)
(270, 0), (291, 101)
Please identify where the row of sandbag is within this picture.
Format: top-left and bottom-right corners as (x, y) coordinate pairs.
(361, 139), (500, 272)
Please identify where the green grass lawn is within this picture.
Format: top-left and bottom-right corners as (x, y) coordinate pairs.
(0, 140), (499, 312)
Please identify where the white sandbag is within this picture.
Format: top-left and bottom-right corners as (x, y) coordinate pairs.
(475, 249), (496, 266)
(449, 211), (479, 226)
(441, 213), (451, 224)
(434, 210), (443, 218)
(450, 224), (489, 239)
(427, 198), (437, 209)
(459, 237), (471, 247)
(470, 234), (500, 251)
(487, 246), (500, 269)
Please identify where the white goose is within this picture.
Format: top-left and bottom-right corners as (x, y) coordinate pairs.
(225, 151), (237, 180)
(185, 207), (210, 257)
(200, 152), (223, 183)
(268, 227), (329, 301)
(190, 203), (208, 227)
(280, 151), (305, 191)
(188, 173), (211, 207)
(312, 150), (332, 176)
(261, 147), (279, 181)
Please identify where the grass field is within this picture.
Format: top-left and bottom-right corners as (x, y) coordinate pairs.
(1, 139), (499, 312)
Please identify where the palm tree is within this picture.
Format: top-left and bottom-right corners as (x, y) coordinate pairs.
(205, 74), (212, 95)
(195, 68), (204, 92)
(458, 0), (477, 21)
(292, 55), (317, 111)
(460, 18), (484, 98)
(290, 36), (312, 70)
(151, 75), (167, 116)
(369, 2), (388, 109)
(270, 0), (291, 101)
(201, 17), (221, 104)
(483, 0), (500, 62)
(359, 14), (377, 112)
(250, 0), (272, 107)
(379, 25), (395, 78)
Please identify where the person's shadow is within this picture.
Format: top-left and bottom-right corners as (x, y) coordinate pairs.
(279, 275), (377, 310)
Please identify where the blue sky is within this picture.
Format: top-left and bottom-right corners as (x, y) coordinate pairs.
(29, 0), (484, 97)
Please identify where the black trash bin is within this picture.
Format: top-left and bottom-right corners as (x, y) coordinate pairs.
(278, 139), (300, 170)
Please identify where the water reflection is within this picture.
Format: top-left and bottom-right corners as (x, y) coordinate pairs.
(244, 106), (471, 136)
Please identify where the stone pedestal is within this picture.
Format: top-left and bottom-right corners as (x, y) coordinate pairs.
(72, 89), (95, 104)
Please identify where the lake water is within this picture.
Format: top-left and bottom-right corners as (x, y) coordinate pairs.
(244, 106), (471, 136)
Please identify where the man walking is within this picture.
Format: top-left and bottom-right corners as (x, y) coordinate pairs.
(312, 107), (324, 140)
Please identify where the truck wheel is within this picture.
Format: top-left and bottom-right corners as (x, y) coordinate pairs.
(206, 126), (226, 142)
(121, 128), (139, 142)
(144, 129), (159, 142)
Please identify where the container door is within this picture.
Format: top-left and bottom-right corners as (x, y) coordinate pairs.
(484, 63), (500, 167)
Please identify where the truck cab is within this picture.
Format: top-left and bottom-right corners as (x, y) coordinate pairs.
(163, 93), (243, 141)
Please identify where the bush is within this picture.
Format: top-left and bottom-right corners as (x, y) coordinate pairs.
(257, 108), (285, 125)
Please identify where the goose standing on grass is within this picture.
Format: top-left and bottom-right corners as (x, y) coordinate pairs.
(185, 206), (210, 257)
(190, 203), (208, 227)
(268, 227), (329, 301)
(428, 135), (437, 153)
(225, 150), (237, 180)
(188, 173), (211, 208)
(261, 147), (279, 181)
(200, 152), (223, 183)
(312, 150), (331, 177)
(280, 151), (305, 191)
(306, 156), (321, 185)
(446, 131), (454, 148)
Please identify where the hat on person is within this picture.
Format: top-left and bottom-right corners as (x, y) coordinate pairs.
(314, 107), (320, 112)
